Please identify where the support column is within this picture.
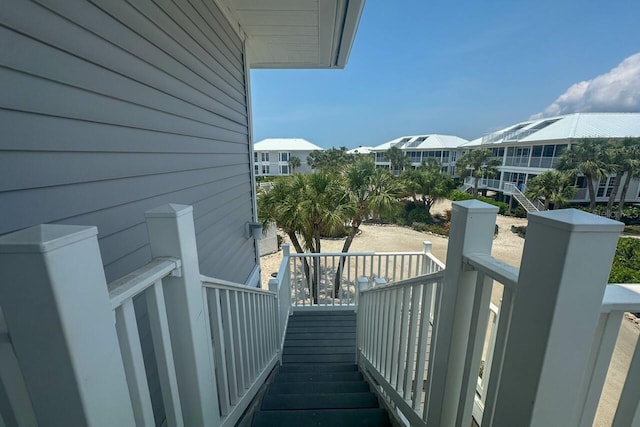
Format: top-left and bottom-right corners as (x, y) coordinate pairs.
(426, 200), (498, 426)
(487, 209), (623, 427)
(145, 204), (220, 426)
(0, 225), (135, 426)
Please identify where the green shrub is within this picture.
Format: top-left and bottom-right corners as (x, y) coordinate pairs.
(513, 206), (528, 218)
(624, 225), (640, 236)
(477, 196), (509, 215)
(407, 208), (433, 225)
(449, 190), (474, 201)
(412, 222), (450, 236)
(609, 238), (640, 283)
(511, 225), (527, 238)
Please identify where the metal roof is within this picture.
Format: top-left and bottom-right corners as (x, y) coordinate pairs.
(254, 138), (324, 151)
(346, 146), (374, 154)
(464, 112), (640, 147)
(371, 134), (469, 151)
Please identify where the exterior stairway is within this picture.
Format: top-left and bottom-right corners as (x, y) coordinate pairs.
(251, 311), (391, 427)
(511, 185), (546, 212)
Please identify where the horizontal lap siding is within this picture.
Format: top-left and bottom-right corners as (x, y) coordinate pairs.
(1, 2), (256, 424)
(0, 0), (258, 283)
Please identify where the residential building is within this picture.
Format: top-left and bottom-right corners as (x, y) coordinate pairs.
(371, 134), (469, 175)
(347, 146), (375, 155)
(253, 138), (323, 176)
(461, 112), (640, 207)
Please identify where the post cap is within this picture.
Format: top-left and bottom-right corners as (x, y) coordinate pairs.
(0, 224), (97, 254)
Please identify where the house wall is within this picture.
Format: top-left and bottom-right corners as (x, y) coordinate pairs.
(0, 0), (259, 285)
(0, 2), (258, 425)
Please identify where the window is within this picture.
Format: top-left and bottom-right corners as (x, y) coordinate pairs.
(532, 146), (543, 157)
(261, 153), (270, 162)
(543, 145), (555, 157)
(407, 151), (421, 162)
(279, 165), (289, 175)
(254, 164), (259, 175)
(262, 165), (270, 174)
(442, 150), (450, 162)
(254, 152), (258, 162)
(279, 152), (290, 162)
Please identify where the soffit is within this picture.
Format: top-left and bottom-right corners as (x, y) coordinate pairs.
(219, 0), (365, 68)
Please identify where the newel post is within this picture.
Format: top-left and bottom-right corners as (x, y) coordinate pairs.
(486, 209), (623, 427)
(0, 225), (136, 426)
(145, 204), (220, 426)
(426, 200), (498, 426)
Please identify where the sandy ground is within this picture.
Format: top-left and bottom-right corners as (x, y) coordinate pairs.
(260, 199), (639, 425)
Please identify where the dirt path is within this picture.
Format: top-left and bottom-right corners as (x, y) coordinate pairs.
(259, 199), (638, 425)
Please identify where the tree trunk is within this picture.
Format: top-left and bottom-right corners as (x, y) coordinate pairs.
(286, 231), (312, 303)
(587, 175), (597, 213)
(616, 172), (633, 220)
(333, 223), (360, 298)
(473, 174), (480, 198)
(606, 172), (623, 218)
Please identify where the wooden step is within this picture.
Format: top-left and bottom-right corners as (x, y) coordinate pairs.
(267, 381), (369, 394)
(261, 392), (378, 410)
(273, 371), (362, 383)
(252, 408), (391, 427)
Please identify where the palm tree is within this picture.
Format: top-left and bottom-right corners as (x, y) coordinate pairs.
(384, 146), (411, 174)
(333, 160), (402, 296)
(615, 138), (640, 220)
(288, 156), (301, 173)
(401, 167), (454, 214)
(525, 171), (576, 210)
(258, 174), (348, 302)
(455, 149), (501, 198)
(557, 139), (613, 212)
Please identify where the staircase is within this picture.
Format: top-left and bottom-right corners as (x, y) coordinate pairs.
(511, 185), (546, 212)
(252, 311), (391, 427)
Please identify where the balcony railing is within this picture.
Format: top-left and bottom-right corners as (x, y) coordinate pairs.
(274, 245), (444, 308)
(1, 201), (639, 427)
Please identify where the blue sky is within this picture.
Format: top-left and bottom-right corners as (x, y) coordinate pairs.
(250, 0), (640, 148)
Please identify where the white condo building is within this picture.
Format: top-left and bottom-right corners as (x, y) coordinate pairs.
(461, 112), (640, 207)
(254, 138), (323, 177)
(371, 134), (469, 175)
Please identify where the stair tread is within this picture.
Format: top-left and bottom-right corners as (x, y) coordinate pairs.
(252, 408), (391, 427)
(261, 392), (377, 410)
(278, 364), (357, 373)
(282, 354), (355, 364)
(274, 371), (362, 383)
(267, 381), (369, 394)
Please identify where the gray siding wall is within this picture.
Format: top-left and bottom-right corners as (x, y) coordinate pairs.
(0, 0), (259, 284)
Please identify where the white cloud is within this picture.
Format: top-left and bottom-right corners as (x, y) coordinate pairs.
(531, 53), (640, 119)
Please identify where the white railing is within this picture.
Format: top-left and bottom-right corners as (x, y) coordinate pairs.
(269, 246), (293, 355)
(358, 271), (443, 426)
(108, 257), (184, 426)
(473, 302), (500, 421)
(285, 243), (443, 308)
(201, 277), (279, 426)
(0, 204), (277, 427)
(463, 176), (501, 191)
(0, 307), (37, 427)
(576, 283), (640, 426)
(356, 200), (631, 426)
